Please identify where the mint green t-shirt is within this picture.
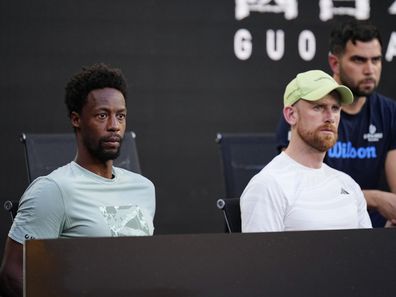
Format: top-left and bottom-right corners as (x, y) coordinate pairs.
(9, 162), (155, 243)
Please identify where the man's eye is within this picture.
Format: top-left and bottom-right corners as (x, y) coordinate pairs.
(313, 105), (322, 111)
(351, 57), (366, 64)
(117, 114), (126, 120)
(98, 113), (107, 119)
(372, 57), (382, 64)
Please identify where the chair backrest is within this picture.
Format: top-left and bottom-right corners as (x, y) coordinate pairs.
(4, 131), (141, 222)
(21, 131), (141, 183)
(216, 133), (277, 198)
(216, 198), (241, 233)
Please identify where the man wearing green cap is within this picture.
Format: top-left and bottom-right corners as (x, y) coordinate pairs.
(240, 70), (372, 232)
(276, 20), (396, 228)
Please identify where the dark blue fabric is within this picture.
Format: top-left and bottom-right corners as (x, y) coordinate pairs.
(275, 93), (396, 227)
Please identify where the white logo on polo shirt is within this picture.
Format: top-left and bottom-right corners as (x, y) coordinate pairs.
(363, 124), (383, 142)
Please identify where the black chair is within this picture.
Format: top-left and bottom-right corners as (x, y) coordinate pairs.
(216, 198), (241, 233)
(4, 131), (141, 221)
(216, 133), (277, 198)
(216, 133), (278, 232)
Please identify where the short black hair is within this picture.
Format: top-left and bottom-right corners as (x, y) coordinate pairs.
(329, 20), (382, 56)
(65, 63), (128, 117)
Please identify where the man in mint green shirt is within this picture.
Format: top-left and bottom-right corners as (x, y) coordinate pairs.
(0, 64), (156, 297)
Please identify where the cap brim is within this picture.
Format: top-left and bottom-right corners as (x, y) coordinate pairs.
(334, 85), (354, 104)
(302, 84), (353, 105)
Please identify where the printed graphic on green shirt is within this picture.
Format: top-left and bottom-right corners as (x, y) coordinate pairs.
(99, 205), (150, 236)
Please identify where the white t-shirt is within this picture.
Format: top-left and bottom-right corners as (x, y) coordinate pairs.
(9, 161), (155, 243)
(240, 152), (372, 232)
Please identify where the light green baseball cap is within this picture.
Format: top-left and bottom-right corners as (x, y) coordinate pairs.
(283, 70), (353, 107)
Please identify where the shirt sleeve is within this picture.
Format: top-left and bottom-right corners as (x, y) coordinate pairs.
(275, 113), (291, 153)
(354, 182), (373, 228)
(9, 177), (66, 243)
(240, 174), (286, 232)
(389, 101), (396, 151)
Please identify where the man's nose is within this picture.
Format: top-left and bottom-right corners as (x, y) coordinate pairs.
(107, 115), (121, 130)
(363, 60), (375, 74)
(324, 109), (336, 123)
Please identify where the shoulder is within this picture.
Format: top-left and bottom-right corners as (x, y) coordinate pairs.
(28, 162), (79, 192)
(369, 93), (396, 131)
(322, 164), (359, 187)
(18, 164), (76, 203)
(245, 153), (291, 191)
(15, 173), (66, 231)
(25, 174), (64, 197)
(113, 167), (155, 188)
(253, 154), (285, 179)
(18, 165), (70, 209)
(371, 92), (395, 102)
(261, 153), (304, 177)
(45, 162), (76, 180)
(369, 92), (396, 110)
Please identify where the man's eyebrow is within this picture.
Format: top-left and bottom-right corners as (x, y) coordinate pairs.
(94, 106), (127, 111)
(350, 54), (382, 60)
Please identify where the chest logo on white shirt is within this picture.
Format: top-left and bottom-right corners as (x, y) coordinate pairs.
(340, 188), (349, 195)
(363, 124), (383, 142)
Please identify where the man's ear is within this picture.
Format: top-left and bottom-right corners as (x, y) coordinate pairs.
(328, 53), (340, 76)
(70, 111), (80, 129)
(283, 106), (297, 126)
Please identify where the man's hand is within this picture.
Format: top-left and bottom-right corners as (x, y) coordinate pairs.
(363, 190), (396, 222)
(0, 238), (23, 297)
(385, 220), (396, 227)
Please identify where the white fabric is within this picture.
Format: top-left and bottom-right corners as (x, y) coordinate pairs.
(240, 152), (372, 232)
(9, 161), (155, 243)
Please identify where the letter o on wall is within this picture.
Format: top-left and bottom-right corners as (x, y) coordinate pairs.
(298, 30), (316, 61)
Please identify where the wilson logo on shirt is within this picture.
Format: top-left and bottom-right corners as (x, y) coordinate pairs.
(328, 141), (377, 159)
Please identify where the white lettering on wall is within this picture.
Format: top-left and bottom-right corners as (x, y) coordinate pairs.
(385, 32), (396, 62)
(234, 29), (253, 60)
(319, 0), (370, 21)
(235, 0), (298, 21)
(266, 29), (285, 61)
(235, 0), (377, 22)
(298, 30), (316, 61)
(233, 1), (394, 64)
(389, 1), (396, 14)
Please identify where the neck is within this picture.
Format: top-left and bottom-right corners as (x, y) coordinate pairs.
(76, 159), (114, 179)
(284, 136), (326, 169)
(341, 96), (366, 115)
(73, 134), (115, 179)
(74, 151), (114, 179)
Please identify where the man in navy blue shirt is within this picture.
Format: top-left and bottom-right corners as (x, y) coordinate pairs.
(276, 20), (396, 227)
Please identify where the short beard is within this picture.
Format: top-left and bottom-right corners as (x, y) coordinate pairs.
(298, 125), (337, 152)
(348, 84), (374, 97)
(339, 68), (377, 97)
(84, 136), (122, 163)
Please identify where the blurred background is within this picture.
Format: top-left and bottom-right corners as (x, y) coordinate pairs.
(0, 0), (395, 260)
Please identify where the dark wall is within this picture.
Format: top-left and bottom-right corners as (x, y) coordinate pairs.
(1, 1), (395, 259)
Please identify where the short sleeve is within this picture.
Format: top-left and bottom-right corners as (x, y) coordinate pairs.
(240, 174), (286, 232)
(389, 101), (396, 151)
(9, 177), (66, 243)
(353, 182), (373, 228)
